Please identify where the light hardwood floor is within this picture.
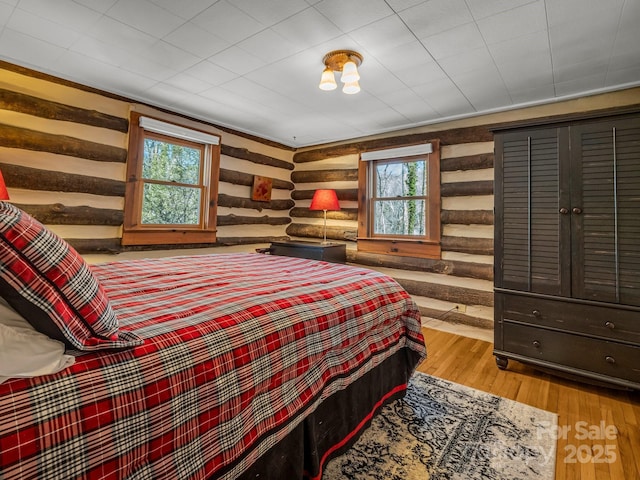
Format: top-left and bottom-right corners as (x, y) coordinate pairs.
(416, 327), (640, 480)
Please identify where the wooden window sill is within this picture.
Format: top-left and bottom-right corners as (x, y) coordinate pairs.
(357, 237), (441, 259)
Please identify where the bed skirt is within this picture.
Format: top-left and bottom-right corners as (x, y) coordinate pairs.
(231, 347), (423, 480)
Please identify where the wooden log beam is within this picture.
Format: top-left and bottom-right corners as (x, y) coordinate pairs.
(219, 168), (294, 190)
(0, 88), (129, 133)
(291, 168), (358, 183)
(216, 214), (291, 226)
(0, 123), (128, 163)
(15, 203), (123, 225)
(392, 277), (494, 306)
(441, 153), (494, 172)
(216, 236), (290, 246)
(352, 251), (451, 273)
(289, 207), (358, 221)
(416, 305), (493, 329)
(441, 210), (493, 225)
(1, 163), (126, 196)
(221, 144), (293, 170)
(217, 193), (294, 211)
(351, 251), (493, 281)
(441, 180), (493, 197)
(118, 237), (291, 252)
(291, 188), (358, 201)
(441, 236), (494, 256)
(67, 238), (122, 253)
(286, 223), (357, 241)
(293, 126), (493, 163)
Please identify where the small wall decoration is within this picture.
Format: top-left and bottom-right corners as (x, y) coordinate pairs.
(251, 175), (272, 202)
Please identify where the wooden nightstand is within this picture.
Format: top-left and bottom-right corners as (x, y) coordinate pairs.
(268, 241), (346, 264)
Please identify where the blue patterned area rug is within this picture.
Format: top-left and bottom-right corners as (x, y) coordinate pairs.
(323, 372), (557, 480)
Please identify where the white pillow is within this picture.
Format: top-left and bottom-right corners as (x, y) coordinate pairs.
(0, 298), (75, 384)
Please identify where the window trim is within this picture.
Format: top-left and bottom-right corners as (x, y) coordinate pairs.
(122, 112), (221, 246)
(136, 130), (208, 228)
(357, 140), (441, 259)
(368, 155), (430, 239)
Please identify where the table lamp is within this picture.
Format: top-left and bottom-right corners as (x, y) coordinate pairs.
(309, 189), (340, 244)
(0, 170), (9, 200)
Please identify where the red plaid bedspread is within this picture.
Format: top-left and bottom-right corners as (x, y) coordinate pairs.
(0, 253), (426, 480)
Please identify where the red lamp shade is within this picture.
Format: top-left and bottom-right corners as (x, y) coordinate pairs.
(0, 170), (9, 201)
(309, 189), (340, 211)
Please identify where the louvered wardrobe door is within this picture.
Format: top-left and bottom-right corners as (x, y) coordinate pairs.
(570, 117), (640, 306)
(495, 128), (570, 295)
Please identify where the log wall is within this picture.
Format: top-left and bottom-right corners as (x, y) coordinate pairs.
(288, 87), (640, 279)
(289, 127), (495, 277)
(0, 64), (294, 253)
(289, 155), (360, 243)
(2, 60), (639, 275)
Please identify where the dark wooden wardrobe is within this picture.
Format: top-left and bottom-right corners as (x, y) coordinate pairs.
(493, 113), (640, 389)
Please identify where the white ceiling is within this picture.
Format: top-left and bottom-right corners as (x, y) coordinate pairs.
(0, 0), (639, 148)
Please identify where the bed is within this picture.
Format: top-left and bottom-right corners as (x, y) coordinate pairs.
(0, 203), (426, 480)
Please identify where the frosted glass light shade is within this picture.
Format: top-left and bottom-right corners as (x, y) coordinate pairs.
(340, 60), (360, 83)
(319, 50), (363, 94)
(319, 68), (337, 91)
(342, 80), (360, 95)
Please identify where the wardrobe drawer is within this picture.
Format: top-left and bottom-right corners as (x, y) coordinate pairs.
(502, 323), (640, 384)
(499, 293), (640, 344)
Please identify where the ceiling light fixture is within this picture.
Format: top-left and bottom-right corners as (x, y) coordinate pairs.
(318, 50), (363, 94)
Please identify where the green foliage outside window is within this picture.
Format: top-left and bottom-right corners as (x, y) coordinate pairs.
(141, 139), (202, 225)
(406, 161), (418, 233)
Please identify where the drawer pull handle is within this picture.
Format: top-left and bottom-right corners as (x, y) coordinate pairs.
(532, 310), (541, 317)
(559, 207), (569, 214)
(605, 356), (616, 364)
(572, 207), (582, 214)
(532, 340), (541, 348)
(605, 321), (615, 330)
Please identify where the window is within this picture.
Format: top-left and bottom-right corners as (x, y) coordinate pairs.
(371, 158), (428, 236)
(123, 113), (221, 246)
(357, 141), (441, 259)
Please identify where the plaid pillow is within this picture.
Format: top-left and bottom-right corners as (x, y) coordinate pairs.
(0, 202), (142, 350)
